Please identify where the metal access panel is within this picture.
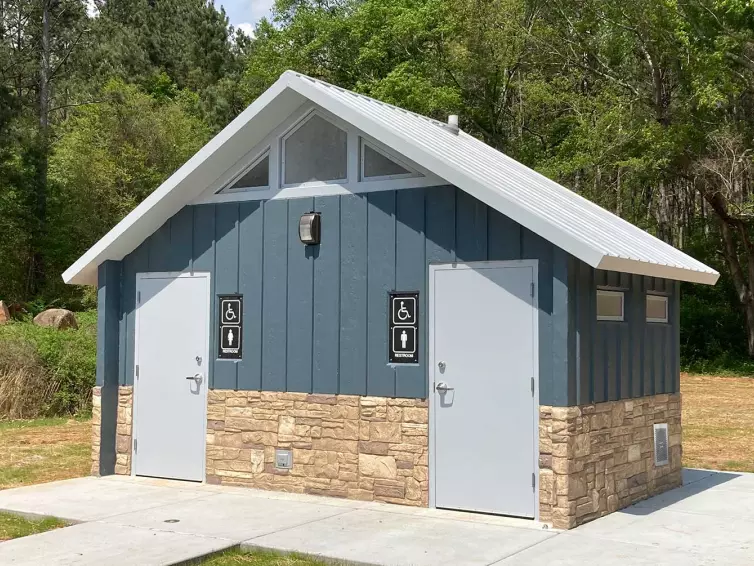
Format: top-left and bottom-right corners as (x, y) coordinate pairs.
(430, 262), (538, 518)
(133, 272), (210, 482)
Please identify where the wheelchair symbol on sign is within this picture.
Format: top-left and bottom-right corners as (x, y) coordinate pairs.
(225, 302), (238, 321)
(397, 301), (410, 322)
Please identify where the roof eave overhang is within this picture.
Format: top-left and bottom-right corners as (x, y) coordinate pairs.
(596, 255), (720, 286)
(63, 75), (303, 286)
(64, 71), (720, 288)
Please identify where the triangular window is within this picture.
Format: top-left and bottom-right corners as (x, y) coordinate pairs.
(283, 114), (348, 185)
(222, 153), (269, 192)
(361, 141), (419, 180)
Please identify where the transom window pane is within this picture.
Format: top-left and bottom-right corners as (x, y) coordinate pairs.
(284, 114), (347, 184)
(646, 295), (668, 323)
(597, 290), (624, 321)
(363, 144), (410, 178)
(229, 155), (269, 190)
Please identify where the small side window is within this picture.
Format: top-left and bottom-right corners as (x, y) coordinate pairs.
(646, 295), (669, 323)
(597, 290), (624, 321)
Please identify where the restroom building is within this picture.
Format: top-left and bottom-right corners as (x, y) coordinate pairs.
(66, 71), (718, 529)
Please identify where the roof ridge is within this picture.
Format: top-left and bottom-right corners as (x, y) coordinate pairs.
(284, 70), (451, 129)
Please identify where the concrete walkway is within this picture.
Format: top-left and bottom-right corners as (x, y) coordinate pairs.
(0, 468), (751, 565)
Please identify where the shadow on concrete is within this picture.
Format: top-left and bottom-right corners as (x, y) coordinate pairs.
(619, 468), (740, 517)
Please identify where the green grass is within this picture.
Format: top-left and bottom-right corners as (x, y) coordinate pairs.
(0, 416), (88, 432)
(0, 417), (91, 489)
(0, 512), (67, 541)
(199, 549), (331, 566)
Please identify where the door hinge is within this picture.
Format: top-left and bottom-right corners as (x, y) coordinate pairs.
(135, 365), (139, 379)
(532, 472), (535, 490)
(530, 282), (535, 297)
(137, 291), (141, 304)
(531, 376), (535, 397)
(133, 438), (137, 452)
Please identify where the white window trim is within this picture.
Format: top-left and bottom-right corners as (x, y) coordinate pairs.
(596, 289), (625, 322)
(191, 103), (447, 205)
(646, 294), (669, 323)
(217, 148), (270, 193)
(360, 137), (421, 182)
(280, 109), (349, 188)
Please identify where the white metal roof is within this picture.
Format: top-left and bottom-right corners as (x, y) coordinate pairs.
(63, 70), (718, 286)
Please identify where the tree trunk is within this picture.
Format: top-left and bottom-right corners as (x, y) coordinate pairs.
(30, 0), (51, 295)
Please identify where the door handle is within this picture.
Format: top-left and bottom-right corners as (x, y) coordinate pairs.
(435, 381), (454, 393)
(185, 373), (204, 383)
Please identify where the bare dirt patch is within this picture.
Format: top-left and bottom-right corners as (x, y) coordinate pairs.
(682, 373), (754, 473)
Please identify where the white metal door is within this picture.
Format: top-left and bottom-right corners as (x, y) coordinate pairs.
(430, 262), (538, 518)
(133, 272), (210, 481)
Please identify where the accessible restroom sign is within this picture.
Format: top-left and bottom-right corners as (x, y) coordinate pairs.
(218, 294), (243, 359)
(389, 292), (419, 364)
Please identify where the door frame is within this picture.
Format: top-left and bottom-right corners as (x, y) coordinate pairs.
(132, 271), (212, 480)
(427, 260), (540, 520)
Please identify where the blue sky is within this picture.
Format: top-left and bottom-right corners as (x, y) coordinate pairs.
(219, 0), (275, 36)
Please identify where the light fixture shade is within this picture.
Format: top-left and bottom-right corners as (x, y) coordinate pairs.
(299, 212), (321, 245)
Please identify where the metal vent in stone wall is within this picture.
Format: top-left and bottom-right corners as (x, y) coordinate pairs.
(653, 423), (669, 467)
(275, 448), (293, 470)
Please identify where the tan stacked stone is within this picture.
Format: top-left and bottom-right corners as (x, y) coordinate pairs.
(91, 387), (102, 475)
(91, 386), (134, 476)
(539, 393), (682, 529)
(206, 391), (429, 506)
(115, 387), (133, 475)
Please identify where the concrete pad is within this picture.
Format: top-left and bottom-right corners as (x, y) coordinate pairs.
(577, 508), (754, 557)
(245, 508), (556, 566)
(630, 484), (754, 520)
(0, 521), (234, 566)
(0, 477), (206, 522)
(100, 492), (357, 540)
(492, 532), (713, 566)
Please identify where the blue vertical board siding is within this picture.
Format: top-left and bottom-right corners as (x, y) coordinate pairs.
(487, 208), (521, 261)
(339, 195), (368, 395)
(569, 260), (680, 404)
(237, 202), (263, 390)
(169, 206), (194, 273)
(313, 196), (340, 394)
(366, 191), (396, 397)
(115, 187), (680, 405)
(97, 260), (122, 476)
(213, 203), (240, 390)
(286, 198), (315, 392)
(395, 188), (426, 398)
(148, 222), (171, 271)
(550, 249), (570, 406)
(425, 185), (456, 263)
(262, 200), (289, 391)
(122, 242), (148, 386)
(455, 190), (487, 262)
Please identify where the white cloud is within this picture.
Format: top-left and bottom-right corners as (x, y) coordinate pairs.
(221, 0), (275, 32)
(86, 0), (98, 18)
(236, 22), (256, 38)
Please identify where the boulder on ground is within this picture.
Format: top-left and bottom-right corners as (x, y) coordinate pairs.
(0, 301), (9, 324)
(33, 308), (78, 330)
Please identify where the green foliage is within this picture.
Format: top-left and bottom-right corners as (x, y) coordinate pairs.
(46, 80), (211, 301)
(0, 312), (97, 416)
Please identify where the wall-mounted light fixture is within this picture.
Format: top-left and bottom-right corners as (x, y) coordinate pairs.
(299, 212), (321, 245)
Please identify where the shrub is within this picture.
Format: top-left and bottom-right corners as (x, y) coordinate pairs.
(0, 310), (96, 417)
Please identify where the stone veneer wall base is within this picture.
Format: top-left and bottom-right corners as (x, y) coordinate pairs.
(206, 391), (429, 506)
(539, 393), (682, 529)
(92, 386), (681, 530)
(91, 386), (133, 477)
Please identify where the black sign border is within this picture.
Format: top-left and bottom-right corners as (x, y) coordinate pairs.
(218, 294), (243, 360)
(388, 291), (419, 365)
